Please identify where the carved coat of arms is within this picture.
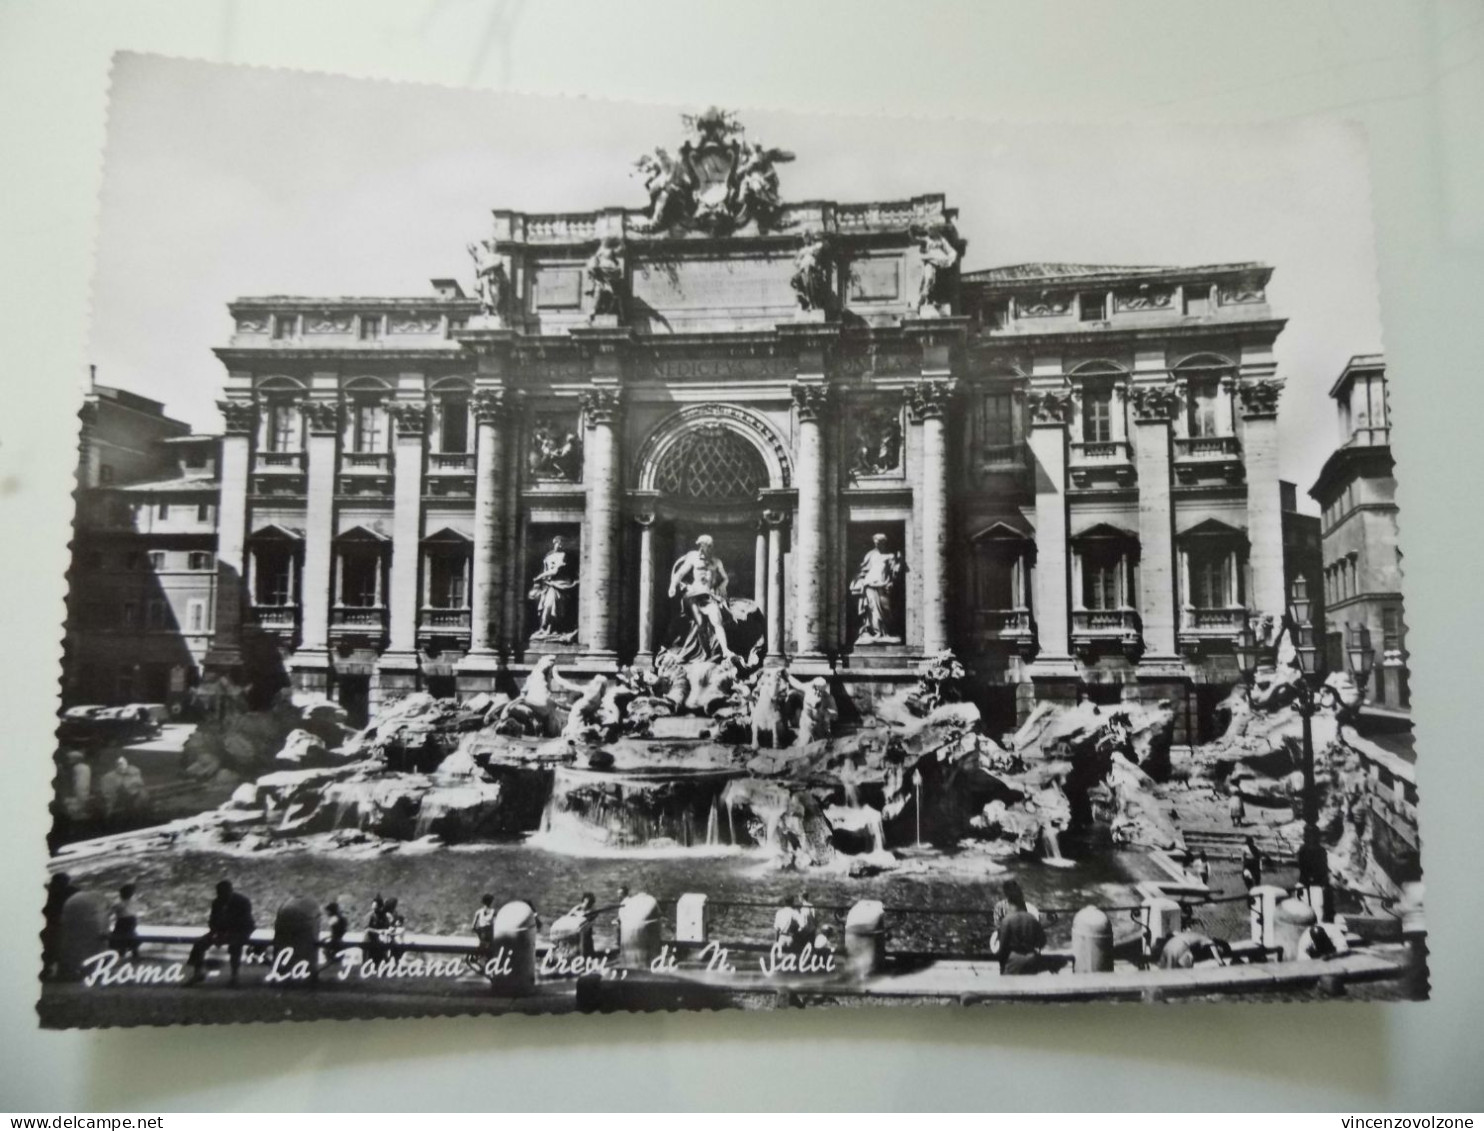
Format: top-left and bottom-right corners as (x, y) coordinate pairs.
(633, 108), (794, 235)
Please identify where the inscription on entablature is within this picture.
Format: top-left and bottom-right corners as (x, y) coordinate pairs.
(835, 347), (919, 378)
(635, 356), (797, 381)
(522, 359), (588, 383)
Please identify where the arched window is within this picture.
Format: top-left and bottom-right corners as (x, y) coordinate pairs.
(653, 426), (767, 503)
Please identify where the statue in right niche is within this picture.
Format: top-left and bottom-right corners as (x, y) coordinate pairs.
(850, 533), (905, 645)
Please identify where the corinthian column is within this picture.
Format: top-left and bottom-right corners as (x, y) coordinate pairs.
(634, 511), (657, 665)
(908, 380), (955, 655)
(1027, 387), (1073, 667)
(580, 386), (623, 659)
(384, 401), (428, 659)
(764, 509), (787, 661)
(1129, 381), (1181, 660)
(204, 399), (256, 675)
(465, 387), (508, 662)
(791, 382), (830, 660)
(1239, 378), (1286, 615)
(294, 399), (341, 688)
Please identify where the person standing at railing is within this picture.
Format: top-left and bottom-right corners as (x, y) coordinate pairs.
(472, 893), (497, 957)
(187, 879), (256, 987)
(108, 882), (141, 959)
(322, 902), (349, 966)
(364, 895), (392, 964)
(794, 892), (818, 956)
(773, 893), (804, 956)
(40, 872), (79, 981)
(385, 897), (407, 961)
(1241, 837), (1263, 890)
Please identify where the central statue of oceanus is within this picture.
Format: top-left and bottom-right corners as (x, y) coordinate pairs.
(658, 533), (766, 670)
(667, 535), (736, 662)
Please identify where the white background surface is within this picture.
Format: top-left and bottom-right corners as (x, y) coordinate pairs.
(1, 0), (1482, 1112)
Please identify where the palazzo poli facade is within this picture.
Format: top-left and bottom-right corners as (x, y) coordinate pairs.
(206, 112), (1288, 738)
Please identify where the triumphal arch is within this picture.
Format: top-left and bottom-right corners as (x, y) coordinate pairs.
(211, 108), (1288, 738)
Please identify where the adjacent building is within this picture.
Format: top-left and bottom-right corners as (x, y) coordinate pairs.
(65, 382), (222, 707)
(202, 114), (1294, 736)
(1309, 354), (1409, 716)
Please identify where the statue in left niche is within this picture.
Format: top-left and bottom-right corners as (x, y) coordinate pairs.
(585, 238), (626, 323)
(467, 238), (510, 323)
(528, 535), (579, 642)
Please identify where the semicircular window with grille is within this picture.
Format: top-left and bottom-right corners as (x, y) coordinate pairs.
(653, 425), (767, 502)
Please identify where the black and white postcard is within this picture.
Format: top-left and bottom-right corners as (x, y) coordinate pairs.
(38, 55), (1424, 1027)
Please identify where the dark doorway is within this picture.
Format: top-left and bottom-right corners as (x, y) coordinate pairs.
(338, 674), (371, 728)
(1194, 684), (1228, 743)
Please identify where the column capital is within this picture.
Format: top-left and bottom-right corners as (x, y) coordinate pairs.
(579, 386), (624, 428)
(301, 399), (340, 434)
(1237, 378), (1284, 418)
(218, 399), (259, 434)
(633, 510), (658, 528)
(1026, 388), (1074, 427)
(790, 381), (832, 422)
(761, 508), (791, 529)
(387, 399), (429, 435)
(905, 378), (957, 422)
(472, 387), (512, 425)
(1128, 381), (1182, 423)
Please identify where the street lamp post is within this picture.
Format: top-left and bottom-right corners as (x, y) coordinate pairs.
(1232, 576), (1376, 913)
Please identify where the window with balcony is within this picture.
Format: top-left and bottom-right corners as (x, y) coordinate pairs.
(265, 400), (300, 453)
(272, 313), (296, 340)
(1187, 379), (1220, 437)
(1083, 554), (1123, 610)
(1071, 526), (1139, 616)
(427, 552), (469, 609)
(982, 300), (1010, 330)
(1082, 383), (1114, 443)
(1079, 292), (1107, 322)
(439, 396), (470, 454)
(340, 552), (381, 607)
(359, 314), (383, 341)
(146, 551), (166, 571)
(350, 398), (386, 453)
(252, 545), (298, 606)
(188, 551), (214, 571)
(1187, 544), (1241, 607)
(1183, 285), (1210, 316)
